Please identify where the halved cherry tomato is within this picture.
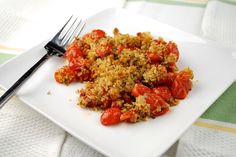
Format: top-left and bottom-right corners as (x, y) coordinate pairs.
(171, 79), (187, 99)
(96, 43), (113, 58)
(82, 29), (105, 41)
(154, 108), (169, 116)
(153, 86), (172, 100)
(120, 111), (137, 123)
(54, 66), (77, 85)
(68, 56), (88, 70)
(146, 51), (163, 63)
(131, 83), (152, 97)
(92, 29), (106, 39)
(159, 72), (177, 87)
(65, 42), (85, 60)
(145, 93), (169, 117)
(100, 107), (121, 126)
(167, 41), (179, 61)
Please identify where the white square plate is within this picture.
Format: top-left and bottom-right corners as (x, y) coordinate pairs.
(0, 8), (235, 157)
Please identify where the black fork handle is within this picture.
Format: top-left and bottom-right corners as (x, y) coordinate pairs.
(0, 53), (51, 109)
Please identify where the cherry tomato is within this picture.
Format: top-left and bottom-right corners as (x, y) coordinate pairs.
(145, 93), (169, 117)
(131, 83), (152, 97)
(96, 43), (113, 58)
(153, 108), (169, 116)
(77, 69), (91, 82)
(54, 66), (77, 85)
(153, 86), (172, 100)
(146, 51), (163, 63)
(65, 42), (84, 60)
(68, 57), (86, 70)
(92, 29), (106, 39)
(159, 72), (177, 87)
(100, 107), (121, 126)
(82, 29), (105, 41)
(176, 68), (193, 81)
(171, 79), (187, 99)
(167, 41), (179, 61)
(120, 111), (137, 123)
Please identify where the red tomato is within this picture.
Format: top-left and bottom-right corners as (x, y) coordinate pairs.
(176, 68), (193, 81)
(68, 56), (87, 70)
(65, 42), (84, 60)
(153, 86), (172, 100)
(120, 111), (137, 123)
(145, 93), (169, 109)
(96, 43), (113, 58)
(82, 29), (105, 41)
(92, 29), (106, 39)
(100, 107), (121, 126)
(77, 69), (91, 82)
(131, 83), (152, 97)
(54, 66), (77, 84)
(171, 79), (188, 99)
(146, 51), (163, 63)
(145, 93), (169, 117)
(159, 72), (177, 87)
(167, 41), (179, 61)
(153, 108), (169, 116)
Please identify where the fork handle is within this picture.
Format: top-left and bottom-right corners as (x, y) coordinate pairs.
(0, 53), (51, 109)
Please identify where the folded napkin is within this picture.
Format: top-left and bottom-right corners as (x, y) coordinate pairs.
(0, 90), (65, 157)
(202, 0), (236, 49)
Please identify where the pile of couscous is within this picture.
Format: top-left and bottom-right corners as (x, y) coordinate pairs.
(54, 28), (193, 126)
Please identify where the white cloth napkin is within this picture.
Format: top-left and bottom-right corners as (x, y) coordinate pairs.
(0, 90), (65, 157)
(202, 0), (236, 49)
(176, 119), (236, 157)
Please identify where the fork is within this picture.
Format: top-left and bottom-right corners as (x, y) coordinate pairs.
(0, 16), (85, 109)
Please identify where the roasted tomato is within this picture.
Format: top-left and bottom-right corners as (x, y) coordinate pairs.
(145, 93), (169, 117)
(64, 41), (85, 60)
(171, 68), (193, 99)
(54, 66), (77, 85)
(131, 83), (152, 97)
(167, 41), (179, 61)
(101, 107), (121, 126)
(96, 43), (113, 58)
(68, 56), (90, 70)
(83, 29), (106, 41)
(146, 51), (163, 63)
(171, 79), (187, 99)
(92, 29), (106, 39)
(153, 86), (172, 100)
(120, 111), (137, 123)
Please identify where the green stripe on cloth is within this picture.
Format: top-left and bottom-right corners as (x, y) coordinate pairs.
(218, 0), (236, 5)
(128, 0), (207, 7)
(0, 53), (15, 64)
(201, 82), (236, 124)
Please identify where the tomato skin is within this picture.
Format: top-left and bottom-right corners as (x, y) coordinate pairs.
(92, 29), (106, 39)
(120, 111), (137, 123)
(154, 108), (169, 116)
(167, 41), (179, 61)
(171, 79), (187, 99)
(82, 29), (105, 41)
(96, 43), (113, 58)
(159, 72), (177, 87)
(54, 66), (77, 85)
(100, 107), (121, 126)
(146, 51), (163, 63)
(65, 42), (85, 60)
(131, 83), (152, 97)
(153, 86), (172, 100)
(145, 93), (169, 117)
